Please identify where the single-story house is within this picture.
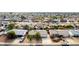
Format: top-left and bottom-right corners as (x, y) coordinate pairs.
(60, 19), (67, 23)
(28, 30), (37, 35)
(49, 30), (70, 38)
(28, 30), (48, 38)
(6, 29), (28, 42)
(22, 19), (29, 22)
(69, 30), (79, 37)
(1, 20), (9, 27)
(49, 30), (57, 36)
(68, 18), (75, 22)
(57, 30), (70, 37)
(8, 29), (28, 37)
(51, 19), (60, 23)
(43, 17), (50, 22)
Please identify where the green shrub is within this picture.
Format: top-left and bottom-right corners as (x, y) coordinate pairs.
(64, 25), (74, 29)
(27, 35), (33, 41)
(35, 32), (41, 40)
(27, 32), (41, 41)
(52, 16), (57, 19)
(23, 25), (30, 30)
(7, 23), (15, 30)
(7, 31), (16, 39)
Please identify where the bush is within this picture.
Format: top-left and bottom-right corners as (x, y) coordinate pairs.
(20, 15), (26, 19)
(53, 26), (58, 29)
(23, 25), (30, 30)
(58, 25), (64, 29)
(64, 25), (74, 29)
(27, 35), (33, 41)
(7, 31), (16, 39)
(52, 16), (57, 19)
(50, 25), (74, 29)
(35, 32), (41, 41)
(7, 23), (15, 30)
(15, 25), (19, 29)
(27, 32), (41, 41)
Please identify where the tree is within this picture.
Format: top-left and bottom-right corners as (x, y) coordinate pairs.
(15, 25), (19, 29)
(44, 27), (49, 33)
(7, 23), (15, 30)
(44, 27), (49, 30)
(27, 32), (41, 42)
(58, 25), (64, 29)
(64, 25), (74, 29)
(35, 32), (41, 41)
(52, 16), (57, 19)
(60, 16), (64, 20)
(53, 26), (58, 29)
(20, 15), (26, 20)
(27, 35), (33, 41)
(7, 31), (16, 39)
(23, 25), (30, 30)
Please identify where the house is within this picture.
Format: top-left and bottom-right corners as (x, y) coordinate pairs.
(51, 19), (60, 23)
(28, 30), (37, 35)
(43, 17), (50, 22)
(6, 29), (28, 43)
(34, 23), (44, 29)
(49, 23), (57, 26)
(8, 29), (28, 37)
(60, 18), (67, 23)
(69, 30), (79, 37)
(60, 20), (67, 23)
(1, 18), (10, 27)
(57, 30), (70, 37)
(0, 21), (2, 26)
(49, 30), (58, 36)
(49, 30), (70, 37)
(23, 19), (29, 22)
(68, 18), (75, 22)
(28, 30), (48, 38)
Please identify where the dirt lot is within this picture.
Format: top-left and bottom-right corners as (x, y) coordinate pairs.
(0, 35), (8, 42)
(0, 35), (15, 43)
(0, 34), (79, 46)
(23, 36), (42, 45)
(67, 37), (79, 45)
